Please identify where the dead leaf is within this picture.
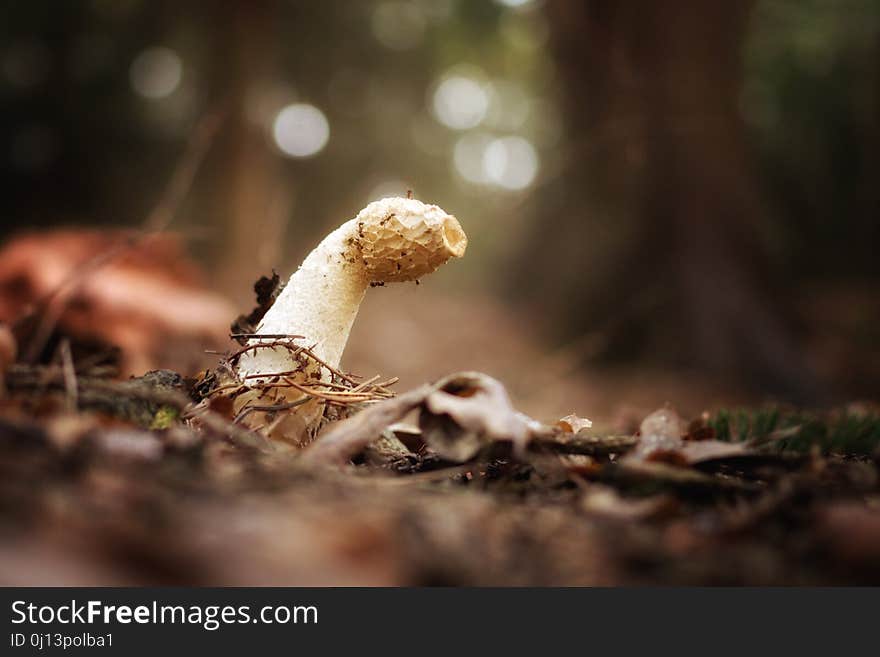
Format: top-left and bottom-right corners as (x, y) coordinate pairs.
(626, 407), (756, 466)
(0, 229), (235, 376)
(302, 371), (546, 466)
(556, 414), (593, 433)
(626, 408), (684, 461)
(684, 415), (716, 441)
(420, 372), (537, 462)
(679, 440), (750, 463)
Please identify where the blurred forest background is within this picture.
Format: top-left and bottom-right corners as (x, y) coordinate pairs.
(1, 0), (878, 421)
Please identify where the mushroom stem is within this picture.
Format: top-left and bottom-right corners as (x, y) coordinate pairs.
(234, 197), (467, 440)
(240, 219), (370, 377)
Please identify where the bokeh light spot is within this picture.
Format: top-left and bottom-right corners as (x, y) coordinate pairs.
(272, 103), (330, 158)
(494, 0), (537, 8)
(482, 136), (539, 190)
(452, 133), (493, 184)
(129, 46), (182, 99)
(432, 75), (490, 130)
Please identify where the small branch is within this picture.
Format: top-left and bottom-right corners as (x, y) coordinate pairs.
(300, 384), (433, 466)
(230, 333), (305, 340)
(58, 339), (78, 412)
(233, 397), (311, 424)
(534, 432), (640, 456)
(228, 340), (305, 364)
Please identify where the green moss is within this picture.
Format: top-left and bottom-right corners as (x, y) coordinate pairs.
(149, 405), (180, 430)
(710, 407), (880, 456)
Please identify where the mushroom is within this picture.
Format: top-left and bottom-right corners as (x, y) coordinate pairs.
(234, 197), (467, 441)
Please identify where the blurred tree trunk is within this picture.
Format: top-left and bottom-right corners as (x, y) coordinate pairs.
(210, 0), (285, 304)
(531, 0), (821, 399)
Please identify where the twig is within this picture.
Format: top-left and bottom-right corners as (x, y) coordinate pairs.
(368, 463), (477, 486)
(296, 347), (359, 386)
(301, 384), (433, 466)
(283, 380), (378, 404)
(228, 340), (304, 365)
(58, 339), (78, 412)
(534, 432), (639, 456)
(233, 397), (312, 424)
(230, 333), (305, 340)
(182, 401), (274, 452)
(241, 369), (304, 380)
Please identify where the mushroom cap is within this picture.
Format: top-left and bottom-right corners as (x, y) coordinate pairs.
(355, 197), (467, 283)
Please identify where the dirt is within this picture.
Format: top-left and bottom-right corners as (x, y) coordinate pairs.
(1, 359), (879, 586)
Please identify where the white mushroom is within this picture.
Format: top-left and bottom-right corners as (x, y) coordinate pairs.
(234, 197), (467, 441)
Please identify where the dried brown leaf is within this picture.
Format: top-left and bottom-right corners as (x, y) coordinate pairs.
(679, 440), (751, 463)
(302, 371), (546, 466)
(556, 414), (593, 433)
(420, 372), (537, 462)
(626, 407), (755, 466)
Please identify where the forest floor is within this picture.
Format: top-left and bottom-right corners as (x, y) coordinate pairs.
(1, 248), (879, 586)
(2, 353), (879, 585)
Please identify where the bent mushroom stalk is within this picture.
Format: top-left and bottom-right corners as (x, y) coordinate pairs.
(233, 197), (467, 443)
